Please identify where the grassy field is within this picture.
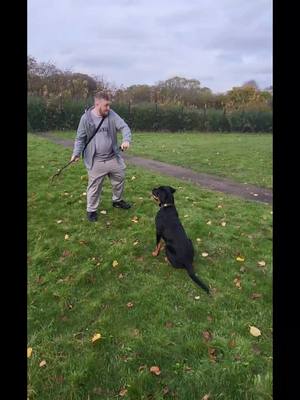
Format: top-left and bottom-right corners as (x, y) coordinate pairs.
(28, 134), (272, 399)
(48, 131), (272, 189)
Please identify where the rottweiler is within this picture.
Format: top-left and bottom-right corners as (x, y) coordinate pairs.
(151, 186), (210, 294)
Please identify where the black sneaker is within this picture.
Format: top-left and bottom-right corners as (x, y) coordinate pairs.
(112, 200), (131, 209)
(87, 211), (98, 222)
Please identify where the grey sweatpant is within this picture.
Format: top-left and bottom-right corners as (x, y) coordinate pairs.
(86, 157), (126, 212)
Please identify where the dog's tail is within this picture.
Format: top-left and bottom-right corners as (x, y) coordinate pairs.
(186, 266), (210, 294)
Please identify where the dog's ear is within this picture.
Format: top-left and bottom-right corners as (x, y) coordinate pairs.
(169, 186), (176, 193)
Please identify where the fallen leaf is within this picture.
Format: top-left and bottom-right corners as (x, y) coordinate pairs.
(208, 348), (217, 363)
(131, 216), (139, 223)
(82, 192), (86, 196)
(91, 333), (102, 343)
(228, 339), (236, 348)
(79, 240), (88, 245)
(202, 252), (209, 257)
(100, 210), (107, 215)
(201, 395), (211, 400)
(165, 321), (174, 328)
(194, 296), (200, 300)
(202, 331), (213, 342)
(127, 302), (134, 308)
(150, 366), (161, 375)
(257, 260), (266, 267)
(217, 205), (223, 208)
(56, 220), (63, 224)
(184, 214), (189, 218)
(207, 220), (212, 225)
(131, 176), (136, 180)
(221, 221), (226, 226)
(112, 260), (119, 268)
(249, 326), (261, 337)
(233, 277), (242, 289)
(119, 388), (128, 397)
(39, 360), (47, 367)
(62, 250), (71, 257)
(64, 234), (69, 240)
(250, 293), (262, 300)
(118, 273), (124, 279)
(27, 347), (33, 358)
(236, 256), (245, 262)
(133, 240), (139, 246)
(196, 238), (202, 242)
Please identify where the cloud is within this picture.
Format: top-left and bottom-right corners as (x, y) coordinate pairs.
(28, 0), (272, 92)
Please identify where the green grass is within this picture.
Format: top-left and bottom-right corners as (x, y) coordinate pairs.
(47, 130), (272, 189)
(28, 134), (272, 400)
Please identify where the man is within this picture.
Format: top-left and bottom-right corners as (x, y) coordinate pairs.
(71, 92), (132, 222)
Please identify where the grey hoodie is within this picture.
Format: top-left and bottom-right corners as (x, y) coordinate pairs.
(72, 106), (132, 170)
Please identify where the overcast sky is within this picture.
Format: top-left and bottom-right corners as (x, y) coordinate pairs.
(28, 0), (272, 93)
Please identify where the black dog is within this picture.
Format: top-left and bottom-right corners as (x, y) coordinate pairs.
(152, 186), (210, 294)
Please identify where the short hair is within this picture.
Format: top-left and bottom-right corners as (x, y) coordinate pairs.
(94, 91), (111, 101)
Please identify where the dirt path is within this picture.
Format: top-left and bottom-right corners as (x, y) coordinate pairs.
(36, 133), (272, 205)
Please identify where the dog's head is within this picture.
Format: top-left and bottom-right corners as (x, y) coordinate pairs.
(152, 186), (176, 206)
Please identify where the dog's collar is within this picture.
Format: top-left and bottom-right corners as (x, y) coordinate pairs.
(160, 203), (174, 208)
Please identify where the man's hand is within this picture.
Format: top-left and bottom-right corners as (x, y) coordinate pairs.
(70, 155), (80, 162)
(121, 141), (130, 151)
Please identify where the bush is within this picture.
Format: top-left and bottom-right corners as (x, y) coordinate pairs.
(27, 96), (272, 133)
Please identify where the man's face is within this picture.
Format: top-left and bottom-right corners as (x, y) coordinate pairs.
(95, 99), (110, 115)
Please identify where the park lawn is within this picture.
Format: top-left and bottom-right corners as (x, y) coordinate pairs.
(28, 134), (272, 400)
(47, 130), (272, 189)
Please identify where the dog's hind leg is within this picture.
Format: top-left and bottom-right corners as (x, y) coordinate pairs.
(152, 234), (162, 257)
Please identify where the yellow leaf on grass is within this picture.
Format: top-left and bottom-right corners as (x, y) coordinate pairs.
(131, 176), (136, 180)
(257, 260), (266, 267)
(150, 366), (161, 375)
(131, 216), (139, 223)
(91, 333), (102, 343)
(100, 210), (107, 214)
(196, 238), (201, 242)
(39, 360), (47, 367)
(206, 220), (212, 225)
(27, 347), (33, 358)
(133, 241), (139, 246)
(202, 252), (209, 257)
(221, 221), (226, 226)
(56, 220), (63, 224)
(64, 234), (70, 240)
(201, 395), (211, 400)
(233, 277), (242, 289)
(249, 326), (261, 337)
(112, 260), (119, 268)
(119, 388), (128, 396)
(236, 256), (245, 262)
